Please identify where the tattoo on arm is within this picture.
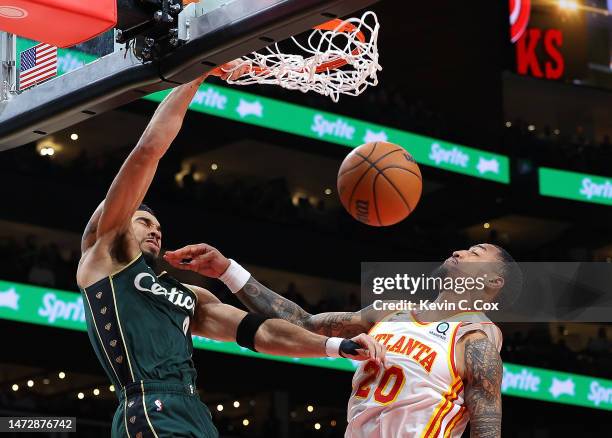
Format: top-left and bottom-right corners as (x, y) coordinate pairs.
(305, 312), (370, 338)
(237, 277), (311, 325)
(464, 336), (503, 438)
(235, 277), (371, 337)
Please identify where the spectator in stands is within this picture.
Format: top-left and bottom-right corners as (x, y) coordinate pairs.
(586, 327), (610, 357)
(27, 250), (56, 287)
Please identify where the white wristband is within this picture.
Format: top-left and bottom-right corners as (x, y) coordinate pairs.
(325, 337), (344, 358)
(219, 259), (251, 294)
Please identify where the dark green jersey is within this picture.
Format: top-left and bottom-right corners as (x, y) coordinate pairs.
(80, 254), (198, 392)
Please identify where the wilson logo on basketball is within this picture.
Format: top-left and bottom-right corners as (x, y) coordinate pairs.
(404, 153), (416, 164)
(355, 200), (370, 223)
(509, 0), (531, 43)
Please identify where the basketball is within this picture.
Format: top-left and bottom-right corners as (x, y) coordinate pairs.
(337, 142), (422, 226)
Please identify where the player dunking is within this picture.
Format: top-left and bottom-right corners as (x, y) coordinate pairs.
(76, 68), (386, 438)
(164, 242), (522, 438)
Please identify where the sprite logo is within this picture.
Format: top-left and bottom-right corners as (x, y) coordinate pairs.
(192, 87), (227, 110)
(579, 178), (612, 200)
(236, 99), (263, 118)
(539, 168), (612, 205)
(0, 288), (19, 310)
(549, 377), (575, 398)
(38, 292), (85, 324)
(311, 114), (355, 140)
(428, 143), (469, 168)
(502, 366), (540, 393)
(587, 381), (612, 407)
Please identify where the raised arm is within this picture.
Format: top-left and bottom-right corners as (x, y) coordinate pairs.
(81, 63), (249, 253)
(81, 76), (207, 252)
(164, 243), (392, 337)
(189, 288), (386, 363)
(461, 332), (503, 438)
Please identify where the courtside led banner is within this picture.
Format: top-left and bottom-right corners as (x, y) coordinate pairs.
(16, 38), (510, 184)
(539, 167), (612, 206)
(1, 280), (611, 411)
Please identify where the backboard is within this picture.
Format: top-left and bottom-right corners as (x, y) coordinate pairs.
(0, 0), (380, 150)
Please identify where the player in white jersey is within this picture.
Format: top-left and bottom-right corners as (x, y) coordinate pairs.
(163, 243), (521, 438)
(346, 311), (502, 438)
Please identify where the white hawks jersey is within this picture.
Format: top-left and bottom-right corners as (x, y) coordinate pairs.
(346, 311), (502, 438)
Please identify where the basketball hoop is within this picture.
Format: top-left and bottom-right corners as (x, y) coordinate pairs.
(211, 11), (381, 102)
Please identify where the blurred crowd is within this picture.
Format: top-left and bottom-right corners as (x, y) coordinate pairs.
(260, 83), (612, 176)
(0, 144), (348, 235)
(505, 119), (612, 176)
(0, 235), (77, 291)
(502, 325), (612, 379)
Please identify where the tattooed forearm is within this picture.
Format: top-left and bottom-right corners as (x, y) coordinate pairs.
(305, 312), (369, 338)
(235, 277), (371, 337)
(464, 335), (503, 438)
(236, 277), (312, 325)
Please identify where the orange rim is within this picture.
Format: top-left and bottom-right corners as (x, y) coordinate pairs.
(211, 18), (366, 77)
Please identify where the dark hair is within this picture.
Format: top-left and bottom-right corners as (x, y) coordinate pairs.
(493, 244), (523, 307)
(137, 203), (156, 216)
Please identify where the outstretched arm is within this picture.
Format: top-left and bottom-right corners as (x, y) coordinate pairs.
(81, 76), (207, 251)
(164, 243), (392, 337)
(462, 332), (503, 438)
(237, 276), (377, 337)
(190, 289), (386, 364)
(81, 63), (249, 252)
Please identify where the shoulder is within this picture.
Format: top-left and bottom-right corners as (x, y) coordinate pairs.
(77, 234), (140, 289)
(454, 314), (503, 353)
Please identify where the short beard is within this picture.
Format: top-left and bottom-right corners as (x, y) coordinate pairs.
(430, 263), (450, 282)
(142, 251), (159, 271)
(429, 263), (450, 297)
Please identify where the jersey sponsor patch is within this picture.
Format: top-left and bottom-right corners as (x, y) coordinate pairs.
(428, 322), (450, 340)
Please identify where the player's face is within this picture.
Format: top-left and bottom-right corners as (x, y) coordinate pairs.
(445, 243), (502, 265)
(131, 211), (162, 258)
(443, 243), (504, 283)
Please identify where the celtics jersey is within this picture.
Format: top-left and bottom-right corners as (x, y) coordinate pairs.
(80, 254), (198, 392)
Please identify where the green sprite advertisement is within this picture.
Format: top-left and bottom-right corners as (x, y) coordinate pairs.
(1, 280), (610, 411)
(539, 167), (612, 206)
(144, 88), (510, 183)
(16, 38), (509, 183)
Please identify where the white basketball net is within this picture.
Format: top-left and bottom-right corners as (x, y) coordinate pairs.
(221, 11), (381, 102)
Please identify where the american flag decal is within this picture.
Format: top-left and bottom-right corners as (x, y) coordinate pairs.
(19, 43), (58, 90)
